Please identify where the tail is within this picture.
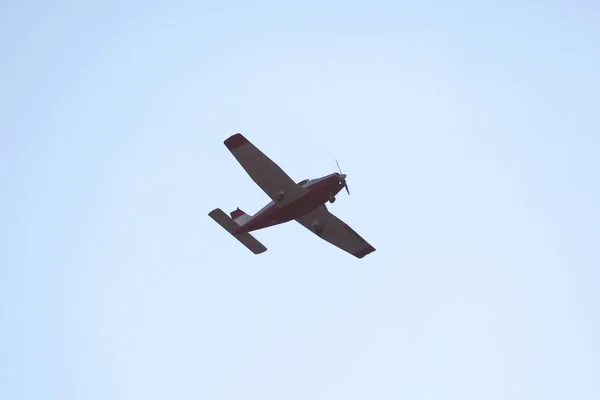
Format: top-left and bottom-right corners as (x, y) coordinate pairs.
(230, 207), (252, 226)
(208, 208), (266, 254)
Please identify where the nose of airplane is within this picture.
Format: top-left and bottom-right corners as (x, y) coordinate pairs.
(335, 160), (350, 195)
(339, 174), (350, 195)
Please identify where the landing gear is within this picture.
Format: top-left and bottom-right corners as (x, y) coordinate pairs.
(313, 224), (324, 235)
(329, 194), (336, 203)
(275, 192), (284, 202)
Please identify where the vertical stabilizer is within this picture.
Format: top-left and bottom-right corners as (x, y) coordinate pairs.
(208, 208), (266, 254)
(230, 208), (251, 226)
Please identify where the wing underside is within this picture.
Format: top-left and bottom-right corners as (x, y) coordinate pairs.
(296, 205), (375, 259)
(224, 133), (305, 205)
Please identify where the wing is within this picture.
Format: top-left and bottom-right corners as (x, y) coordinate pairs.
(224, 133), (305, 205)
(296, 205), (376, 259)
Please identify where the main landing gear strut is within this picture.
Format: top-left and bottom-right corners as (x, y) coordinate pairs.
(313, 223), (324, 235)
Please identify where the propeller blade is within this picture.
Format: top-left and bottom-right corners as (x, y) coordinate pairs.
(335, 159), (342, 174)
(336, 159), (350, 195)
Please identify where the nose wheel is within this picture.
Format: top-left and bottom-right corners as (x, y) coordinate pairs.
(329, 194), (336, 203)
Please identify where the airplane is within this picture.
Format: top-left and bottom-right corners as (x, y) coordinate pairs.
(208, 133), (376, 259)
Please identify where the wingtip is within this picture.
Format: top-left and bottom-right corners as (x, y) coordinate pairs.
(353, 245), (376, 259)
(254, 246), (268, 255)
(208, 208), (222, 217)
(224, 133), (248, 150)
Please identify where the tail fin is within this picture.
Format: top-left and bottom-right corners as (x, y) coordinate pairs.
(230, 208), (251, 226)
(208, 208), (267, 254)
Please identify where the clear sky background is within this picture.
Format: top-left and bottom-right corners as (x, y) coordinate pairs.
(1, 1), (599, 399)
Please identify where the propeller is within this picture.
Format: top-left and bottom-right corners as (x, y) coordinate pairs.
(335, 159), (350, 195)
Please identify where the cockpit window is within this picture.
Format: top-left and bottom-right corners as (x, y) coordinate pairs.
(297, 179), (311, 186)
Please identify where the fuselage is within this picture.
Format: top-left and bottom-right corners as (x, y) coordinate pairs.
(235, 173), (346, 233)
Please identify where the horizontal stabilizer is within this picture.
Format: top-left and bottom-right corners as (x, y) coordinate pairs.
(208, 208), (267, 254)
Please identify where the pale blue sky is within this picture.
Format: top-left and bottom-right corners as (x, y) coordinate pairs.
(1, 1), (599, 399)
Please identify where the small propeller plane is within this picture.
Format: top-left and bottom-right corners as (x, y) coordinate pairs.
(208, 133), (376, 259)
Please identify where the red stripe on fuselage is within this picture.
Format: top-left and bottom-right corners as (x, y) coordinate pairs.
(236, 175), (344, 233)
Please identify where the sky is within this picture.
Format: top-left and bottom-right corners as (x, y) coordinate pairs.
(1, 0), (599, 399)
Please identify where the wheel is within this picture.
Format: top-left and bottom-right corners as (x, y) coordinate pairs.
(329, 195), (336, 203)
(314, 224), (324, 235)
(275, 193), (284, 202)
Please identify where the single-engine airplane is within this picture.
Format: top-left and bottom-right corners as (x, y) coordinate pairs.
(208, 133), (376, 259)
